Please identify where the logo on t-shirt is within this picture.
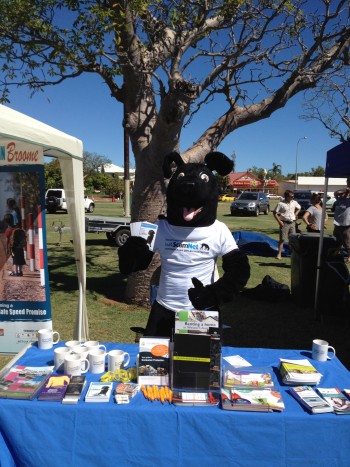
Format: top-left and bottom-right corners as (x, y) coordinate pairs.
(165, 239), (210, 253)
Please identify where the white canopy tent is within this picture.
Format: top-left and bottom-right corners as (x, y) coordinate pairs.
(0, 104), (88, 340)
(315, 140), (350, 311)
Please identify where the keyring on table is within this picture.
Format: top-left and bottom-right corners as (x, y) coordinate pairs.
(100, 367), (137, 383)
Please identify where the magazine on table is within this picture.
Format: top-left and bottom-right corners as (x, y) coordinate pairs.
(223, 365), (275, 389)
(221, 386), (285, 412)
(0, 365), (53, 400)
(38, 375), (71, 401)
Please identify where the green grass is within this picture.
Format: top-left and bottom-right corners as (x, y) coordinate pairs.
(2, 199), (349, 371)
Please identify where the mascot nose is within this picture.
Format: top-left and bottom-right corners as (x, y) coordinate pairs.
(181, 181), (195, 195)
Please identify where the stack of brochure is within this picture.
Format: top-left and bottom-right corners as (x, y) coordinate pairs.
(279, 358), (322, 385)
(316, 388), (350, 414)
(221, 366), (285, 412)
(221, 386), (285, 412)
(289, 386), (334, 414)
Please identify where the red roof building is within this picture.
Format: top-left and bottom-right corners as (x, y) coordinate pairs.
(227, 171), (279, 193)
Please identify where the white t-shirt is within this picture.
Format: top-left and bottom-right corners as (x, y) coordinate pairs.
(334, 197), (350, 226)
(153, 219), (238, 311)
(274, 200), (301, 221)
(305, 205), (323, 230)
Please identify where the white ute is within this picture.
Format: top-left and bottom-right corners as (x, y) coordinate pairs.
(45, 189), (95, 213)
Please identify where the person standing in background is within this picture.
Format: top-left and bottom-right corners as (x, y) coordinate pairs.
(6, 198), (21, 227)
(333, 182), (350, 262)
(273, 190), (301, 259)
(303, 193), (328, 233)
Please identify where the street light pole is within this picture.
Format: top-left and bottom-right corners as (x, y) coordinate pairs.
(295, 136), (307, 190)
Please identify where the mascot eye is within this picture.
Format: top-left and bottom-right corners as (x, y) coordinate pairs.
(177, 172), (185, 179)
(200, 172), (210, 183)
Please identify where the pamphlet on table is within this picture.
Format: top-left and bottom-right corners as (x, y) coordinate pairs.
(85, 382), (113, 402)
(316, 387), (350, 414)
(289, 386), (334, 414)
(62, 375), (87, 404)
(38, 375), (70, 401)
(0, 365), (53, 400)
(279, 358), (322, 385)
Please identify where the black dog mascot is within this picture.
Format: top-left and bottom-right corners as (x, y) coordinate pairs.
(118, 151), (250, 337)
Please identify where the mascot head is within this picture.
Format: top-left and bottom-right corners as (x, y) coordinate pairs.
(163, 151), (233, 227)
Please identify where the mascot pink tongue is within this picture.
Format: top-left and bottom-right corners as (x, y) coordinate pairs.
(183, 207), (202, 221)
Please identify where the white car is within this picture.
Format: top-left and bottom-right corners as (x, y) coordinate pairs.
(326, 196), (336, 211)
(266, 194), (283, 200)
(45, 189), (95, 213)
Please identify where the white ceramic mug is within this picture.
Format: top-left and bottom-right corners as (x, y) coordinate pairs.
(64, 353), (89, 376)
(71, 345), (89, 359)
(65, 340), (82, 350)
(88, 348), (107, 374)
(108, 349), (130, 372)
(37, 329), (60, 350)
(83, 341), (107, 352)
(312, 339), (336, 362)
(54, 346), (72, 372)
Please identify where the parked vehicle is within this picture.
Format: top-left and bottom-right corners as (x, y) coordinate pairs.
(326, 196), (336, 211)
(45, 189), (95, 214)
(267, 194), (283, 200)
(230, 191), (270, 216)
(85, 216), (130, 246)
(293, 190), (312, 217)
(219, 193), (235, 202)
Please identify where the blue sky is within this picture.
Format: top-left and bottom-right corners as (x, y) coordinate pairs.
(5, 71), (339, 177)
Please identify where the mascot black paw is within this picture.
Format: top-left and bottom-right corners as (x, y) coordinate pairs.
(118, 151), (250, 337)
(188, 277), (219, 311)
(118, 236), (153, 274)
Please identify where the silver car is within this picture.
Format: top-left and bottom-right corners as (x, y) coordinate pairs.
(230, 191), (270, 216)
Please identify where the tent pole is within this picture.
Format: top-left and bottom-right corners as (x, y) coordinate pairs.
(314, 179), (329, 316)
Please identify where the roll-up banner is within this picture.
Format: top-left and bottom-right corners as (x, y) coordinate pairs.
(0, 139), (52, 353)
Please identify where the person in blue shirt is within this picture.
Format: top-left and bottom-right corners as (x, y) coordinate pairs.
(7, 198), (21, 227)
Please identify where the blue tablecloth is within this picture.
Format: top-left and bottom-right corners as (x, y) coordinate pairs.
(1, 343), (350, 467)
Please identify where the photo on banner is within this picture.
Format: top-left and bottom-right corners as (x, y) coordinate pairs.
(0, 140), (52, 353)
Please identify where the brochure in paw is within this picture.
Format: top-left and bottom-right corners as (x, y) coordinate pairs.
(130, 221), (158, 251)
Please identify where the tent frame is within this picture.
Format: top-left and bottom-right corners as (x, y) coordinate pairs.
(315, 141), (350, 315)
(0, 105), (88, 341)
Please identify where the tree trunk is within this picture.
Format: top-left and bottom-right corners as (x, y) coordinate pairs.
(125, 254), (161, 308)
(122, 85), (187, 306)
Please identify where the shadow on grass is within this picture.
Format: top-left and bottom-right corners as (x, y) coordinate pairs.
(256, 261), (291, 269)
(86, 239), (113, 246)
(86, 273), (127, 302)
(222, 294), (350, 370)
(49, 270), (127, 303)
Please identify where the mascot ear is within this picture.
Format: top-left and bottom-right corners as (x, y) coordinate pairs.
(163, 151), (184, 179)
(205, 152), (233, 176)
